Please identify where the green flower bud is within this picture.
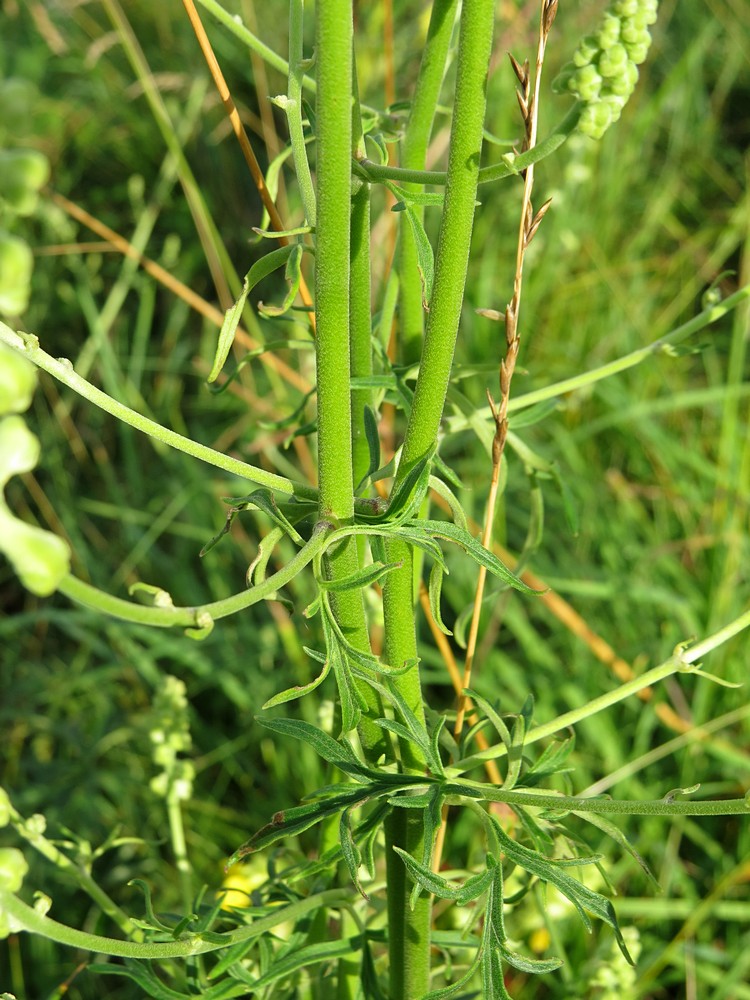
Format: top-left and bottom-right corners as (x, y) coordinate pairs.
(612, 0), (639, 14)
(626, 40), (651, 64)
(601, 95), (625, 124)
(0, 847), (28, 892)
(0, 343), (36, 415)
(573, 35), (600, 68)
(0, 788), (11, 827)
(0, 150), (49, 216)
(573, 64), (603, 102)
(0, 415), (40, 486)
(621, 19), (651, 47)
(607, 71), (636, 98)
(598, 43), (629, 79)
(0, 232), (33, 315)
(598, 14), (621, 49)
(566, 0), (658, 139)
(33, 891), (52, 917)
(0, 509), (71, 596)
(578, 102), (613, 140)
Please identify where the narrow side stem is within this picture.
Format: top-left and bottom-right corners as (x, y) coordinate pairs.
(446, 283), (750, 428)
(58, 521), (331, 629)
(288, 0), (317, 226)
(0, 326), (314, 500)
(350, 53), (375, 489)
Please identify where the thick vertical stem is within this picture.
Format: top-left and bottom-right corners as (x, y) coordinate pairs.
(315, 2), (354, 520)
(382, 5), (495, 997)
(315, 0), (385, 760)
(395, 0), (496, 488)
(397, 0), (459, 363)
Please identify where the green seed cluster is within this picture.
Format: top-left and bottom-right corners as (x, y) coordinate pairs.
(553, 0), (659, 139)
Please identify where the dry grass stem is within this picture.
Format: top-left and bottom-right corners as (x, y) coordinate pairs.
(453, 0), (555, 741)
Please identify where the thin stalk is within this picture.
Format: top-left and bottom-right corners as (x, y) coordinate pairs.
(287, 0), (317, 227)
(350, 54), (374, 489)
(0, 326), (314, 500)
(315, 0), (385, 760)
(182, 0), (316, 325)
(451, 606), (750, 772)
(166, 792), (193, 912)
(0, 887), (350, 960)
(397, 0), (458, 362)
(455, 0), (557, 738)
(356, 101), (584, 187)
(58, 521), (330, 629)
(393, 0), (496, 486)
(445, 282), (750, 429)
(459, 787), (750, 818)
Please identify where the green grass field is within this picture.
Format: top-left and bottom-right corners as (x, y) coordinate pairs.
(1, 1), (748, 997)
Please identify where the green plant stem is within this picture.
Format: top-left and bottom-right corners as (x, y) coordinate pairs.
(166, 791), (193, 913)
(315, 1), (355, 523)
(394, 0), (495, 486)
(397, 0), (458, 362)
(350, 59), (374, 490)
(197, 0), (315, 90)
(445, 282), (750, 428)
(0, 324), (315, 500)
(315, 0), (385, 759)
(57, 521), (331, 629)
(381, 6), (496, 999)
(466, 788), (750, 817)
(358, 102), (584, 188)
(451, 607), (750, 773)
(384, 808), (430, 1000)
(7, 802), (139, 938)
(287, 0), (316, 226)
(0, 887), (349, 959)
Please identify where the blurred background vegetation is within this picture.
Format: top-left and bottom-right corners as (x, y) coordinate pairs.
(0, 0), (748, 997)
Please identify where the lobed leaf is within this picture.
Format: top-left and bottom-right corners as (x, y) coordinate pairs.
(491, 817), (634, 964)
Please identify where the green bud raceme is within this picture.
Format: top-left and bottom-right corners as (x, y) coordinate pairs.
(553, 0), (659, 139)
